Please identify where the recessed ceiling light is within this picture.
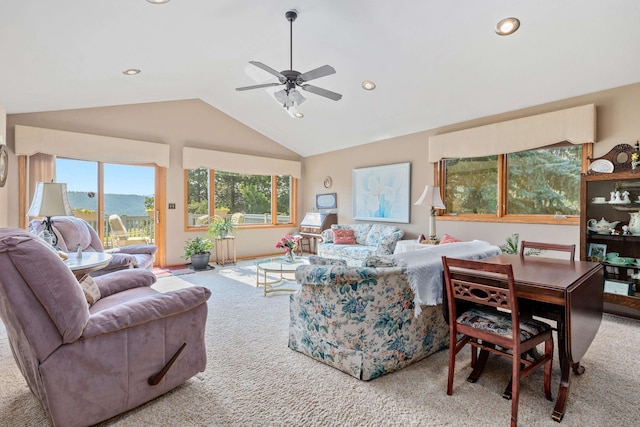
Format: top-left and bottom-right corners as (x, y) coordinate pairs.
(147, 0), (170, 4)
(293, 112), (304, 118)
(122, 68), (141, 75)
(362, 80), (376, 90)
(495, 17), (520, 36)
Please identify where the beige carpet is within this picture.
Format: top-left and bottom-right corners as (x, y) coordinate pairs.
(1, 262), (639, 426)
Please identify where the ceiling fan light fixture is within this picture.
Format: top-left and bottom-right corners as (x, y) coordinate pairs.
(495, 17), (520, 36)
(362, 80), (376, 90)
(122, 68), (141, 75)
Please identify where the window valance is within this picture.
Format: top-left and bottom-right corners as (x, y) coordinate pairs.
(182, 147), (301, 178)
(15, 125), (170, 167)
(428, 104), (596, 162)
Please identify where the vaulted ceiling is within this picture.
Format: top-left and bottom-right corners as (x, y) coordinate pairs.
(2, 1), (639, 157)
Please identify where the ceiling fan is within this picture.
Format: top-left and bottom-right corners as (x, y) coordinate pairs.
(235, 10), (342, 111)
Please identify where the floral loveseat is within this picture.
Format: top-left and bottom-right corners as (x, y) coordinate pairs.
(289, 241), (502, 380)
(317, 223), (404, 266)
(289, 256), (449, 381)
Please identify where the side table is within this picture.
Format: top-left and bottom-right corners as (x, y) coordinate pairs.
(65, 252), (112, 279)
(215, 236), (236, 265)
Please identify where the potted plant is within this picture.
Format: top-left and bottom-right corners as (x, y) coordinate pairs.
(208, 216), (237, 240)
(181, 236), (213, 270)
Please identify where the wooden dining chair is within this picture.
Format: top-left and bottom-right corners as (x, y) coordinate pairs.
(519, 241), (575, 261)
(441, 256), (554, 427)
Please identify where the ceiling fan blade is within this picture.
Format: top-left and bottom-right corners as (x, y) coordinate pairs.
(300, 84), (342, 101)
(235, 82), (282, 91)
(297, 65), (336, 83)
(249, 61), (286, 83)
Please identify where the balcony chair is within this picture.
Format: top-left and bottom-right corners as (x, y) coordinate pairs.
(441, 256), (554, 427)
(31, 216), (157, 277)
(0, 228), (211, 427)
(108, 213), (152, 247)
(231, 212), (245, 224)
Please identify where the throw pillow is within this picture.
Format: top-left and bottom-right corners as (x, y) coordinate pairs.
(440, 233), (462, 245)
(333, 228), (356, 245)
(78, 274), (101, 306)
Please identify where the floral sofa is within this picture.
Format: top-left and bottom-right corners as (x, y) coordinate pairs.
(317, 223), (404, 266)
(289, 256), (449, 381)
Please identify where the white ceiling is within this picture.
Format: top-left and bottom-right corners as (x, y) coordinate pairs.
(2, 1), (640, 157)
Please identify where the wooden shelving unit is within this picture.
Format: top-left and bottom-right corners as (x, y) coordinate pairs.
(580, 143), (640, 319)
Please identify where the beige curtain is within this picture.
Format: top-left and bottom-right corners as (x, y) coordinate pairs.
(182, 147), (302, 178)
(428, 104), (596, 162)
(15, 125), (170, 168)
(28, 153), (55, 205)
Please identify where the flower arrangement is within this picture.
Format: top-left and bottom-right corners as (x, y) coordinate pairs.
(276, 234), (299, 255)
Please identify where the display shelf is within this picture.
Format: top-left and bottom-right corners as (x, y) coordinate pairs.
(581, 143), (640, 319)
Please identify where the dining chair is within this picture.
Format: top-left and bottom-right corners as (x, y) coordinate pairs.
(441, 256), (554, 427)
(519, 241), (575, 261)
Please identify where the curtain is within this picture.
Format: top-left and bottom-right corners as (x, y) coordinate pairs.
(428, 104), (596, 162)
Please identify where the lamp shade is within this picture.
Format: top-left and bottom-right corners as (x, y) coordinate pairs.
(414, 185), (445, 209)
(27, 182), (74, 217)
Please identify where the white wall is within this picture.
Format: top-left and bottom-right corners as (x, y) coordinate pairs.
(302, 82), (640, 250)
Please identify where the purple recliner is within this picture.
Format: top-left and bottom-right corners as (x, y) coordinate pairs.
(32, 216), (158, 276)
(0, 228), (211, 427)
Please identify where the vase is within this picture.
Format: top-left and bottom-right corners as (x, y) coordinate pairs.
(284, 251), (294, 263)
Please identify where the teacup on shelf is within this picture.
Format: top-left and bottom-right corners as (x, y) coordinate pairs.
(606, 252), (620, 261)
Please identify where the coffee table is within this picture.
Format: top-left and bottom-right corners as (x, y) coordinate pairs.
(255, 256), (309, 296)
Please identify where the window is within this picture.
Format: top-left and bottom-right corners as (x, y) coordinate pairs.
(186, 168), (295, 228)
(441, 144), (585, 223)
(444, 156), (498, 215)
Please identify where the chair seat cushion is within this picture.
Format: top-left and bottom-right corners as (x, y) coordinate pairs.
(457, 307), (551, 341)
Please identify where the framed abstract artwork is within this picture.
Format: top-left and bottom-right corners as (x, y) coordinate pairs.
(352, 162), (410, 223)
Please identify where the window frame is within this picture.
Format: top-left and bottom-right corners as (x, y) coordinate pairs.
(183, 169), (298, 231)
(435, 143), (592, 225)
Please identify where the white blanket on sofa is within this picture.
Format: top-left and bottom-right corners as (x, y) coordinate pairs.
(391, 240), (502, 316)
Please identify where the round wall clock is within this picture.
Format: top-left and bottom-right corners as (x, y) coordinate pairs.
(323, 176), (332, 188)
(0, 145), (8, 188)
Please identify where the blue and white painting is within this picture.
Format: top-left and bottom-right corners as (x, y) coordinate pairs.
(352, 162), (410, 223)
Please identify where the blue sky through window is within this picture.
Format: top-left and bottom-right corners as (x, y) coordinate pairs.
(56, 159), (154, 196)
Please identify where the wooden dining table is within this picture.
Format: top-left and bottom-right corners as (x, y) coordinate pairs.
(447, 253), (604, 422)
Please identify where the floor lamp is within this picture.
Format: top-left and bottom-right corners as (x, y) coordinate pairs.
(414, 185), (445, 243)
(27, 182), (74, 246)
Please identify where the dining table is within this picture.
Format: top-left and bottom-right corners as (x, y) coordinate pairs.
(447, 253), (604, 422)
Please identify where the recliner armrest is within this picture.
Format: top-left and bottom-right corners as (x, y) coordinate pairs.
(82, 286), (211, 339)
(93, 269), (157, 298)
(110, 244), (158, 256)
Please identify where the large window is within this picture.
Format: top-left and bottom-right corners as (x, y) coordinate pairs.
(186, 168), (295, 228)
(442, 144), (584, 222)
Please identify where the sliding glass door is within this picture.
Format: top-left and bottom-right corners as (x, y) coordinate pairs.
(56, 158), (156, 252)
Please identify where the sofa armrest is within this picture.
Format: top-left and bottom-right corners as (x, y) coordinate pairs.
(82, 286), (211, 339)
(320, 228), (333, 242)
(93, 269), (157, 298)
(108, 244), (158, 256)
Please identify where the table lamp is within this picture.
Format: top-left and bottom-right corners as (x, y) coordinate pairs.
(414, 185), (445, 242)
(27, 182), (73, 246)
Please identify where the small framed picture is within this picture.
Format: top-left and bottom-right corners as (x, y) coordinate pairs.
(587, 243), (607, 262)
(316, 193), (337, 210)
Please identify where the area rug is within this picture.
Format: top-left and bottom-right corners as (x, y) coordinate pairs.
(1, 265), (639, 426)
